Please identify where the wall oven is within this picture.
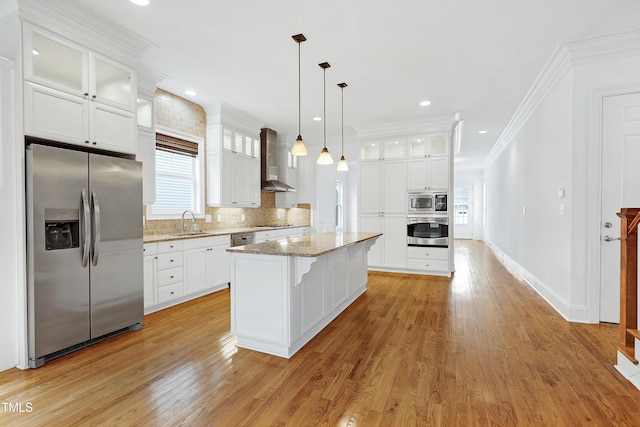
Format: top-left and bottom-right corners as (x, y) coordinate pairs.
(408, 191), (447, 214)
(407, 217), (449, 247)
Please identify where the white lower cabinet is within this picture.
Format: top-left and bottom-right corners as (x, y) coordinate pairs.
(156, 241), (184, 304)
(183, 235), (230, 295)
(143, 243), (158, 309)
(406, 246), (449, 272)
(255, 227), (309, 243)
(143, 236), (230, 313)
(358, 214), (406, 269)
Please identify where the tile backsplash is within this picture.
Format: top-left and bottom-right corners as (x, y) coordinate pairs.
(144, 193), (311, 236)
(144, 89), (310, 236)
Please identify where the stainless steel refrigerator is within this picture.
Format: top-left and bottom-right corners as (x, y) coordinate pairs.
(26, 142), (144, 368)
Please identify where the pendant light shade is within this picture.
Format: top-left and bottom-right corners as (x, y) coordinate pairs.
(337, 82), (348, 171)
(317, 62), (334, 165)
(291, 34), (308, 156)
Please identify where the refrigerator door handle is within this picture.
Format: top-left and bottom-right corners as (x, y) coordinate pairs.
(81, 188), (90, 268)
(92, 190), (101, 266)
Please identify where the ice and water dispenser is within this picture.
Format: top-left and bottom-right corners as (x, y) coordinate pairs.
(44, 208), (80, 250)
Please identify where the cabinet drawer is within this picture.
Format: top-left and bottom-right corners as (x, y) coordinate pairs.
(407, 246), (449, 261)
(407, 258), (449, 272)
(158, 267), (183, 286)
(158, 282), (184, 303)
(158, 240), (183, 254)
(157, 252), (183, 270)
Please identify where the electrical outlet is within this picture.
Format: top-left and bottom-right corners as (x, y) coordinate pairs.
(241, 214), (246, 222)
(559, 203), (565, 215)
(216, 214), (221, 222)
(205, 214), (212, 223)
(522, 206), (526, 215)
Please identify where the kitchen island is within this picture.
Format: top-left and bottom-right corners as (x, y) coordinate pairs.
(227, 232), (381, 358)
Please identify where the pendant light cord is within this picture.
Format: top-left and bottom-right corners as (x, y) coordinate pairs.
(323, 67), (327, 149)
(341, 85), (344, 155)
(298, 42), (301, 137)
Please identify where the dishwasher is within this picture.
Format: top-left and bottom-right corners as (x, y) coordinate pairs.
(231, 232), (255, 247)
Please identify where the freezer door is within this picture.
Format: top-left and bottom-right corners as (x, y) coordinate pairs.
(27, 144), (91, 361)
(89, 153), (143, 338)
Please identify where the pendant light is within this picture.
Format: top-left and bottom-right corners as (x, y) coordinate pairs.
(291, 34), (308, 156)
(317, 62), (334, 165)
(336, 82), (349, 171)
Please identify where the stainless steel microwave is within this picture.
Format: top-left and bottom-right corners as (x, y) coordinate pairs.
(408, 191), (447, 214)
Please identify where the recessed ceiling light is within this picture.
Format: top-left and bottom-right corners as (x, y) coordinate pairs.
(130, 0), (150, 5)
(419, 100), (431, 107)
(313, 117), (322, 121)
(478, 130), (488, 134)
(185, 90), (197, 96)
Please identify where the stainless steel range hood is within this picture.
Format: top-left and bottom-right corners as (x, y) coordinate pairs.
(260, 128), (295, 192)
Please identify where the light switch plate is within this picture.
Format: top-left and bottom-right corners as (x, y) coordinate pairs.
(216, 214), (221, 222)
(205, 214), (212, 223)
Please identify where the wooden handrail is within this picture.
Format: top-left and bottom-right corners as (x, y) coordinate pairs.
(617, 208), (640, 361)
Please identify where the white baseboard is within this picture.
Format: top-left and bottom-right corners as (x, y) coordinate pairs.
(483, 238), (589, 323)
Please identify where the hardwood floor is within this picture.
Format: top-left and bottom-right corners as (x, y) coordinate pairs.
(2, 240), (640, 426)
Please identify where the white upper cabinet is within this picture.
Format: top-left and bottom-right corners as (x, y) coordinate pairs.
(206, 123), (260, 208)
(409, 133), (448, 158)
(24, 25), (136, 110)
(25, 28), (87, 95)
(360, 139), (407, 161)
(23, 24), (137, 154)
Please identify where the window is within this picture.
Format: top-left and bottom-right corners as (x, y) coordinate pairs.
(147, 131), (204, 219)
(454, 186), (469, 225)
(335, 180), (344, 230)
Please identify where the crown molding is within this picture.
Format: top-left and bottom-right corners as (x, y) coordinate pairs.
(353, 114), (456, 140)
(485, 28), (640, 168)
(206, 102), (264, 136)
(137, 64), (170, 99)
(17, 0), (156, 65)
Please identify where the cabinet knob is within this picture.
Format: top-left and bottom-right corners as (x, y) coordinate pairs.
(84, 92), (89, 97)
(92, 142), (97, 145)
(170, 275), (174, 279)
(170, 291), (175, 295)
(92, 95), (97, 99)
(170, 259), (174, 262)
(84, 140), (90, 144)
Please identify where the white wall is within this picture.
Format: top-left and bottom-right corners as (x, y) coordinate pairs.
(484, 41), (640, 322)
(486, 70), (574, 309)
(0, 57), (19, 371)
(454, 171), (484, 240)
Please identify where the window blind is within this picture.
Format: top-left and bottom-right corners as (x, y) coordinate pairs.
(156, 133), (199, 157)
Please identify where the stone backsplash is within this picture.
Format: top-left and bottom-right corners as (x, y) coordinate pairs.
(144, 192), (310, 235)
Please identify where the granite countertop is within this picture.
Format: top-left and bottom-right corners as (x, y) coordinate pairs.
(143, 226), (307, 244)
(226, 232), (382, 257)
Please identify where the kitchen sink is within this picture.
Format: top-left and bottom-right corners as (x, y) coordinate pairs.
(171, 231), (208, 236)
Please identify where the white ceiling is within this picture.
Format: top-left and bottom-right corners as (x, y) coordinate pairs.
(74, 0), (640, 170)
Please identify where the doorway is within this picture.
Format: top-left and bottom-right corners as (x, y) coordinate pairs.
(599, 92), (640, 323)
(454, 184), (473, 239)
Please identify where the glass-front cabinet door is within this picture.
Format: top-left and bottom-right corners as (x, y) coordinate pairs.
(360, 141), (381, 161)
(24, 25), (87, 95)
(91, 53), (136, 110)
(383, 139), (407, 159)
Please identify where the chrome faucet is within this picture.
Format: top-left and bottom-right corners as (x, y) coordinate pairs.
(181, 210), (197, 234)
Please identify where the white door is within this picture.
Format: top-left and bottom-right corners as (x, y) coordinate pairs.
(454, 184), (473, 239)
(600, 92), (640, 323)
